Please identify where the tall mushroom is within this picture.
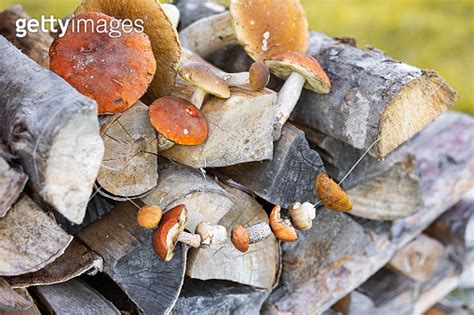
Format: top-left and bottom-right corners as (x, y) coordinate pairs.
(49, 12), (156, 114)
(75, 0), (181, 99)
(149, 96), (209, 151)
(265, 51), (331, 139)
(178, 62), (230, 109)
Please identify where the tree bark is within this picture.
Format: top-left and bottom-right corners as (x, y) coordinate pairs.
(218, 123), (325, 208)
(0, 278), (31, 312)
(0, 36), (104, 224)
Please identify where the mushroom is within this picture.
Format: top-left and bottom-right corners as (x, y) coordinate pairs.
(264, 51), (331, 139)
(221, 61), (270, 91)
(75, 0), (181, 99)
(153, 204), (227, 261)
(316, 173), (352, 212)
(149, 96), (209, 151)
(137, 205), (163, 230)
(178, 62), (231, 109)
(269, 204), (297, 242)
(230, 222), (272, 253)
(162, 3), (180, 28)
(180, 0), (308, 61)
(288, 202), (316, 231)
(49, 12), (156, 114)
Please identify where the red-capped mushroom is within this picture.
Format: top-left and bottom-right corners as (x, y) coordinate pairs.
(137, 205), (163, 230)
(269, 204), (297, 242)
(230, 222), (272, 253)
(49, 12), (156, 114)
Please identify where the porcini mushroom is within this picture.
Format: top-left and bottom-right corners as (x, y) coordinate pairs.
(265, 51), (331, 139)
(178, 62), (230, 109)
(269, 205), (297, 242)
(137, 205), (163, 230)
(230, 222), (272, 253)
(289, 202), (316, 231)
(153, 204), (227, 261)
(149, 96), (209, 151)
(49, 12), (156, 114)
(316, 173), (352, 212)
(221, 61), (270, 91)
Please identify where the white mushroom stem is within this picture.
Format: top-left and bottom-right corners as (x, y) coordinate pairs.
(221, 72), (250, 87)
(247, 222), (273, 244)
(196, 222), (228, 248)
(162, 3), (180, 29)
(178, 231), (202, 248)
(190, 88), (207, 109)
(273, 71), (306, 140)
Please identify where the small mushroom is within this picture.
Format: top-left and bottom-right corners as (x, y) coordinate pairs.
(230, 222), (272, 253)
(265, 51), (331, 139)
(162, 3), (180, 28)
(178, 62), (231, 109)
(137, 205), (163, 230)
(149, 96), (209, 151)
(289, 202), (316, 231)
(269, 205), (297, 242)
(316, 173), (352, 212)
(153, 204), (227, 261)
(49, 12), (156, 114)
(221, 61), (270, 91)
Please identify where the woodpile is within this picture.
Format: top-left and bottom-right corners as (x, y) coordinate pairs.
(0, 1), (472, 315)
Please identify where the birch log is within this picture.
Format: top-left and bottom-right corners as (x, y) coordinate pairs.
(0, 37), (104, 224)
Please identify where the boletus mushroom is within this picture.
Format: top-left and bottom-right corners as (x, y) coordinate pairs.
(316, 173), (352, 212)
(265, 51), (331, 139)
(49, 12), (156, 114)
(269, 204), (297, 242)
(153, 204), (227, 261)
(178, 62), (231, 109)
(230, 222), (272, 253)
(289, 202), (316, 231)
(137, 205), (163, 230)
(222, 61), (270, 91)
(149, 96), (209, 151)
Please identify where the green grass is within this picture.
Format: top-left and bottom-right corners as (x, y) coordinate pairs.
(1, 0), (472, 114)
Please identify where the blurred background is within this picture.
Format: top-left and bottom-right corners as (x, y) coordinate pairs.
(1, 0), (472, 115)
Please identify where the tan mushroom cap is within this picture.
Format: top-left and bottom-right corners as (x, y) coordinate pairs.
(178, 62), (230, 98)
(249, 61), (270, 91)
(152, 204), (187, 261)
(269, 205), (297, 242)
(316, 173), (352, 212)
(229, 0), (309, 61)
(231, 224), (250, 253)
(265, 51), (331, 94)
(75, 0), (181, 98)
(137, 205), (163, 230)
(49, 12), (156, 114)
(149, 96), (209, 145)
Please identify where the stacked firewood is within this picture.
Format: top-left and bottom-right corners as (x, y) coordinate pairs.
(0, 1), (472, 314)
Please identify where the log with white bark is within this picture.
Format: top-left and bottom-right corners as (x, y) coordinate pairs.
(186, 184), (280, 289)
(0, 196), (73, 277)
(263, 113), (474, 314)
(218, 123), (325, 208)
(0, 5), (52, 68)
(0, 36), (104, 224)
(97, 102), (158, 200)
(77, 202), (187, 314)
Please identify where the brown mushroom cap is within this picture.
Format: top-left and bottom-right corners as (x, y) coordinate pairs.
(231, 224), (250, 253)
(49, 12), (156, 114)
(149, 96), (209, 145)
(269, 205), (297, 242)
(152, 204), (188, 261)
(75, 0), (181, 99)
(137, 205), (163, 230)
(316, 173), (352, 212)
(249, 61), (270, 91)
(229, 0), (308, 61)
(265, 51), (331, 94)
(178, 62), (230, 98)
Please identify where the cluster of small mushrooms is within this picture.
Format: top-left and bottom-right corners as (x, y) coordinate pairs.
(47, 0), (352, 260)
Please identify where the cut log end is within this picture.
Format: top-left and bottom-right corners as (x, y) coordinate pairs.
(375, 72), (455, 157)
(44, 111), (104, 224)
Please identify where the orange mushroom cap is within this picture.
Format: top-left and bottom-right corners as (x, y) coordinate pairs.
(249, 61), (270, 91)
(316, 173), (352, 212)
(149, 96), (209, 145)
(49, 12), (156, 114)
(269, 205), (298, 242)
(231, 224), (250, 253)
(265, 51), (331, 94)
(137, 205), (163, 230)
(152, 204), (187, 261)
